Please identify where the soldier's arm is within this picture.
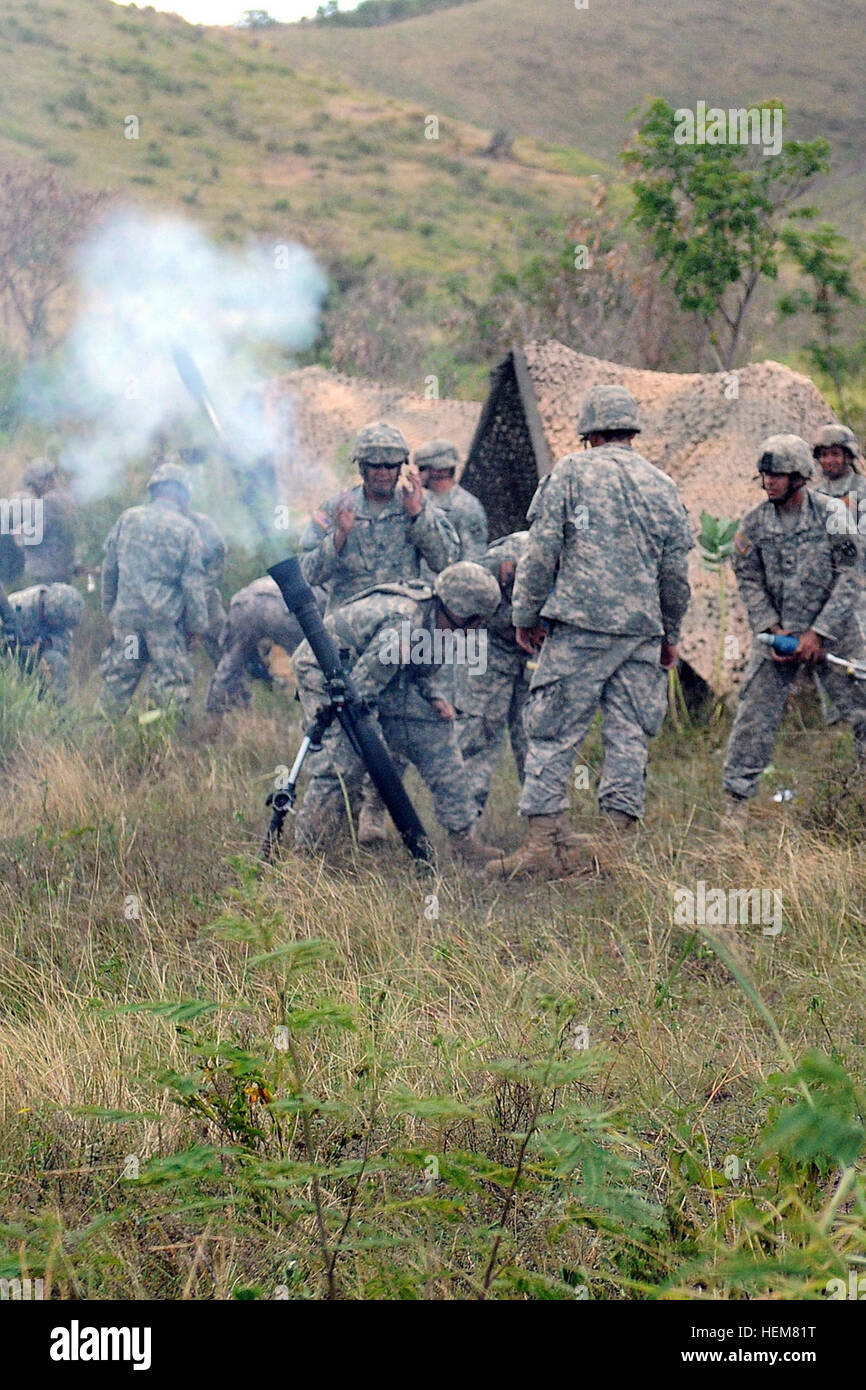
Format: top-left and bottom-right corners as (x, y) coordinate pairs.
(813, 532), (863, 643)
(731, 522), (779, 633)
(658, 508), (694, 644)
(101, 522), (120, 616)
(347, 615), (407, 704)
(181, 530), (209, 635)
(460, 497), (489, 561)
(298, 503), (341, 587)
(408, 498), (459, 573)
(511, 473), (566, 627)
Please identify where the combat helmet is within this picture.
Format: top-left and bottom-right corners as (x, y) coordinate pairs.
(42, 583), (85, 628)
(756, 434), (813, 479)
(813, 423), (860, 466)
(577, 385), (641, 438)
(23, 457), (57, 489)
(414, 438), (460, 473)
(353, 421), (409, 467)
(434, 562), (500, 622)
(148, 458), (192, 499)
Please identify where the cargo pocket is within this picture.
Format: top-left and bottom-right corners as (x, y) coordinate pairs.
(631, 665), (668, 737)
(524, 680), (569, 741)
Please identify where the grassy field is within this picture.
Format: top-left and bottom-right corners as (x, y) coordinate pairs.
(1, 616), (865, 1299)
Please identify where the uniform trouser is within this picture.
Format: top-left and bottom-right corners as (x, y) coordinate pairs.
(457, 648), (529, 815)
(38, 649), (70, 702)
(99, 624), (194, 711)
(723, 656), (866, 799)
(294, 711), (475, 849)
(518, 631), (668, 820)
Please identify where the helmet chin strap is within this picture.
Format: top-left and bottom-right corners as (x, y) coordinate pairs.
(769, 474), (808, 505)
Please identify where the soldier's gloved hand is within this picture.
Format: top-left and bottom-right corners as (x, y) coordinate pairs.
(334, 494), (356, 552)
(431, 697), (455, 721)
(516, 624), (546, 656)
(795, 629), (825, 666)
(660, 641), (677, 669)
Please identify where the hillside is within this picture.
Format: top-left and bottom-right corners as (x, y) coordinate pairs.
(270, 0), (866, 240)
(0, 0), (604, 396)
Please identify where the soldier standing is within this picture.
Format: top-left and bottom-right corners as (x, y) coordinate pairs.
(98, 461), (207, 714)
(291, 562), (503, 866)
(722, 434), (866, 819)
(809, 424), (866, 725)
(1, 582), (84, 702)
(488, 385), (693, 879)
(20, 457), (76, 584)
(299, 422), (459, 613)
(457, 530), (531, 817)
(415, 438), (488, 562)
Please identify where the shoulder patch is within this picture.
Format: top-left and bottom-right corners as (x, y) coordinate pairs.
(313, 509), (332, 530)
(837, 538), (858, 565)
(733, 529), (751, 556)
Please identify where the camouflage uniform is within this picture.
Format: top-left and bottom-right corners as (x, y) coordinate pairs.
(429, 482), (488, 561)
(809, 425), (866, 721)
(457, 531), (530, 815)
(513, 444), (693, 820)
(3, 582), (84, 701)
(20, 460), (76, 584)
(299, 423), (459, 612)
(723, 486), (866, 799)
(0, 532), (24, 587)
(291, 582), (478, 848)
(99, 473), (207, 712)
(190, 510), (228, 666)
(206, 576), (320, 713)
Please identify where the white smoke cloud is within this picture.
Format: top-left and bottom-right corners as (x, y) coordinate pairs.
(30, 207), (328, 543)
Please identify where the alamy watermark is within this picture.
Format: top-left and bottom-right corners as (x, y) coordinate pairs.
(377, 622), (488, 675)
(0, 496), (43, 545)
(674, 103), (782, 157)
(673, 880), (782, 936)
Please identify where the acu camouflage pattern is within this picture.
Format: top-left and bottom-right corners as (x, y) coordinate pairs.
(23, 486), (76, 584)
(813, 424), (860, 461)
(425, 483), (488, 563)
(723, 489), (866, 798)
(99, 494), (208, 711)
(514, 444), (693, 821)
(577, 385), (642, 437)
(299, 481), (459, 613)
(291, 583), (476, 847)
(190, 510), (228, 666)
(353, 420), (410, 464)
(756, 433), (813, 478)
(4, 581), (84, 701)
(206, 575), (316, 713)
(456, 532), (531, 815)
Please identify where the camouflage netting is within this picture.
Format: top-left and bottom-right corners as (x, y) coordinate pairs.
(264, 366), (481, 524)
(463, 341), (838, 693)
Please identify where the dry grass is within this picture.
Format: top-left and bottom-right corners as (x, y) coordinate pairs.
(1, 647), (865, 1298)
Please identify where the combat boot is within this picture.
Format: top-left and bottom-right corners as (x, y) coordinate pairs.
(720, 795), (750, 833)
(358, 791), (389, 846)
(485, 813), (595, 880)
(446, 828), (504, 866)
(601, 809), (639, 832)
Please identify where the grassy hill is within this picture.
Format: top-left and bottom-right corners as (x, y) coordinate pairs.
(0, 0), (607, 397)
(272, 0), (866, 241)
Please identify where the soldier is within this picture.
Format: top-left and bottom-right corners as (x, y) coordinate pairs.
(488, 385), (693, 879)
(291, 561), (503, 866)
(415, 438), (488, 562)
(0, 531), (24, 587)
(722, 434), (866, 819)
(206, 575), (325, 714)
(20, 457), (76, 584)
(299, 421), (459, 613)
(1, 581), (84, 701)
(809, 424), (866, 725)
(189, 508), (228, 667)
(98, 461), (208, 714)
(457, 530), (531, 817)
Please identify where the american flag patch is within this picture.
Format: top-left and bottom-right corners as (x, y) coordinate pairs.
(313, 509), (332, 530)
(733, 530), (751, 556)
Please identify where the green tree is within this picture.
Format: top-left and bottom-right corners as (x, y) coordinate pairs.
(777, 218), (864, 414)
(624, 99), (830, 370)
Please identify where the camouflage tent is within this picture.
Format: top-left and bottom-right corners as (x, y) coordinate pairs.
(462, 341), (837, 694)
